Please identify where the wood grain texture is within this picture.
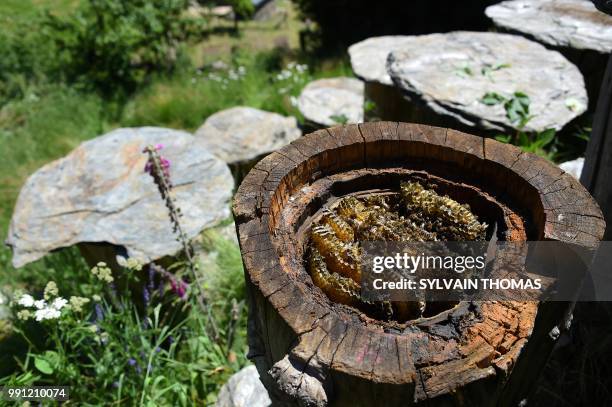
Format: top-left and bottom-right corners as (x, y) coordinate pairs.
(234, 122), (605, 406)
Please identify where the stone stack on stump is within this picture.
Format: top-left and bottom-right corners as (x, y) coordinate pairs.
(348, 36), (417, 122)
(6, 127), (234, 269)
(386, 31), (587, 135)
(195, 107), (301, 183)
(296, 77), (364, 130)
(486, 0), (612, 109)
(233, 122), (605, 406)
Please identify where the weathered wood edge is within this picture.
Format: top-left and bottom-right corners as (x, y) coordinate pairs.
(232, 121), (605, 402)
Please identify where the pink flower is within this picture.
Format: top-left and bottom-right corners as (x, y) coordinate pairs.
(170, 277), (188, 299)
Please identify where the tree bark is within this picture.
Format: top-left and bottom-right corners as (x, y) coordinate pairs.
(234, 122), (605, 406)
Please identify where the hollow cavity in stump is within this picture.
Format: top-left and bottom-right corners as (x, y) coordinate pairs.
(308, 180), (488, 322)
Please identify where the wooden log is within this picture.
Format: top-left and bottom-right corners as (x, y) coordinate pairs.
(233, 122), (605, 406)
(581, 54), (612, 239)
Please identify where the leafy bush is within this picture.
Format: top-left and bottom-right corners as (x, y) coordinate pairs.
(44, 0), (205, 97)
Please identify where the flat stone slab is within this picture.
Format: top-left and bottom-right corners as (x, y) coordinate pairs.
(349, 36), (416, 86)
(486, 0), (612, 54)
(297, 77), (364, 127)
(195, 107), (301, 167)
(387, 31), (588, 133)
(216, 365), (271, 407)
(7, 127), (234, 268)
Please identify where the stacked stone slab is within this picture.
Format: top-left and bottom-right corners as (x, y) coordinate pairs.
(195, 107), (301, 182)
(348, 36), (416, 122)
(296, 77), (364, 129)
(486, 0), (612, 108)
(384, 31), (587, 134)
(6, 127), (234, 269)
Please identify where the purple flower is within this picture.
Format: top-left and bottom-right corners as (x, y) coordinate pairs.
(128, 358), (137, 367)
(154, 144), (164, 150)
(170, 277), (188, 299)
(95, 303), (104, 322)
(148, 266), (156, 292)
(142, 286), (150, 308)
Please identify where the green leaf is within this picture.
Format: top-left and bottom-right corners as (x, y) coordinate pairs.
(34, 356), (54, 375)
(480, 92), (505, 105)
(536, 128), (556, 147)
(329, 114), (349, 125)
(495, 134), (511, 143)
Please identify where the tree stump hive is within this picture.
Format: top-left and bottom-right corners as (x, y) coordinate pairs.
(233, 122), (605, 406)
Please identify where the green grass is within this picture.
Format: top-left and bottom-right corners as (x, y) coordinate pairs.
(0, 0), (78, 28)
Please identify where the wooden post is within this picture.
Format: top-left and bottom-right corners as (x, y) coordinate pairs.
(581, 55), (612, 239)
(234, 122), (605, 406)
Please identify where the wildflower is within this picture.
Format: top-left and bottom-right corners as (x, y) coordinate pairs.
(34, 307), (61, 321)
(43, 281), (58, 300)
(142, 286), (150, 307)
(128, 358), (137, 367)
(125, 258), (143, 271)
(92, 294), (102, 302)
(91, 262), (114, 283)
(17, 310), (32, 320)
(34, 299), (47, 310)
(94, 303), (104, 322)
(99, 332), (109, 344)
(69, 296), (90, 313)
(17, 294), (35, 308)
(51, 297), (68, 310)
(87, 324), (98, 333)
(170, 277), (188, 299)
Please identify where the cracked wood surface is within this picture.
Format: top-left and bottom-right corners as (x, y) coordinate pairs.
(233, 122), (605, 406)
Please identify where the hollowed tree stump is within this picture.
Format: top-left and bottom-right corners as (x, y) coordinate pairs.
(233, 122), (605, 406)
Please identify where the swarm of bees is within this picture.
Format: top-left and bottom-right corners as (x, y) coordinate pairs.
(308, 181), (488, 321)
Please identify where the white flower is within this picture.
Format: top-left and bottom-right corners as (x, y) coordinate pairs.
(0, 295), (3, 305)
(51, 297), (68, 310)
(34, 307), (61, 321)
(34, 299), (47, 310)
(18, 294), (35, 308)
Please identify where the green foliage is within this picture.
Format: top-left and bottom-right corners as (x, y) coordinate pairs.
(480, 91), (532, 128)
(495, 129), (556, 160)
(329, 113), (348, 125)
(481, 90), (558, 160)
(231, 0), (255, 20)
(44, 0), (205, 97)
(121, 50), (311, 130)
(1, 232), (248, 405)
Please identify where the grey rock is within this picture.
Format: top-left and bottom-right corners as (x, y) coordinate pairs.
(7, 127), (234, 268)
(387, 31), (588, 133)
(348, 36), (416, 86)
(216, 365), (271, 407)
(559, 157), (584, 179)
(486, 0), (612, 54)
(297, 77), (364, 127)
(195, 107), (301, 168)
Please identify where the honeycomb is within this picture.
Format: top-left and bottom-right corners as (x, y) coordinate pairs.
(308, 180), (488, 321)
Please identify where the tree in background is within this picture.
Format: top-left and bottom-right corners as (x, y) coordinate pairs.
(44, 0), (205, 97)
(291, 0), (501, 55)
